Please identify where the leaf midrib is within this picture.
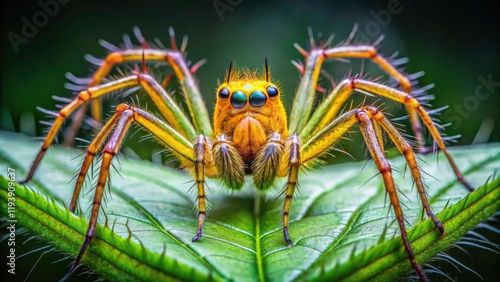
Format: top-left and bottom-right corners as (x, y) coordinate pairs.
(109, 187), (227, 279)
(255, 195), (265, 282)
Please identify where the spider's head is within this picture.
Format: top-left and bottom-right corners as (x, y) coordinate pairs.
(212, 61), (288, 147)
(215, 76), (281, 112)
(214, 58), (282, 111)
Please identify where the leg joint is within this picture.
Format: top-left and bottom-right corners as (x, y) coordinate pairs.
(116, 103), (131, 113)
(378, 162), (392, 174)
(287, 134), (301, 165)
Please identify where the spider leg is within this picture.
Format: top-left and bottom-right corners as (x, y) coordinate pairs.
(64, 107), (133, 279)
(279, 134), (301, 245)
(64, 29), (211, 146)
(301, 77), (473, 191)
(63, 104), (195, 279)
(373, 118), (385, 153)
(289, 49), (325, 133)
(96, 49), (211, 135)
(191, 134), (249, 241)
(323, 45), (411, 92)
(374, 111), (442, 231)
(300, 106), (435, 281)
(356, 109), (427, 282)
(69, 112), (120, 212)
(290, 41), (425, 150)
(21, 72), (195, 183)
(192, 135), (213, 241)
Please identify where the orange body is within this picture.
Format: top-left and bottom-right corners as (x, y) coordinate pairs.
(213, 70), (288, 167)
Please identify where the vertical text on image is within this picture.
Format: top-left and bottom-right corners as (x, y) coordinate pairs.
(6, 168), (17, 275)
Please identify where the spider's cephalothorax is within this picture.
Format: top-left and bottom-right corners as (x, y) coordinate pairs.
(214, 69), (287, 166)
(20, 27), (475, 281)
(212, 63), (288, 185)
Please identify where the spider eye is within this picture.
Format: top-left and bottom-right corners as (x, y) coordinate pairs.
(231, 91), (247, 108)
(249, 90), (267, 107)
(266, 86), (279, 98)
(218, 88), (230, 99)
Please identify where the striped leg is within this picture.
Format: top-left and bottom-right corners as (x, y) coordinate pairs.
(64, 107), (134, 279)
(280, 134), (301, 245)
(192, 135), (211, 242)
(356, 109), (427, 281)
(63, 104), (194, 279)
(300, 77), (473, 191)
(372, 110), (442, 231)
(21, 71), (195, 184)
(64, 27), (211, 145)
(68, 112), (120, 212)
(290, 39), (414, 136)
(298, 106), (444, 281)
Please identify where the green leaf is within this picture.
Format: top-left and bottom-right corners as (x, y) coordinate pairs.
(0, 130), (499, 281)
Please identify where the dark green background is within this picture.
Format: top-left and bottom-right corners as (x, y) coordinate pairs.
(1, 0), (499, 281)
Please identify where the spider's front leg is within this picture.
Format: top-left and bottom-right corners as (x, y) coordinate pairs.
(355, 109), (428, 281)
(64, 104), (196, 278)
(191, 135), (212, 242)
(191, 133), (248, 241)
(298, 105), (441, 281)
(279, 134), (301, 245)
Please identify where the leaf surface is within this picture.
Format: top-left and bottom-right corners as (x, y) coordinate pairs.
(0, 130), (499, 281)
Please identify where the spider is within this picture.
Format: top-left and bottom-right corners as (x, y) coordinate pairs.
(19, 26), (474, 281)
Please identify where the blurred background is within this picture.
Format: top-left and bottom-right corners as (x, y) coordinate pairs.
(1, 0), (499, 281)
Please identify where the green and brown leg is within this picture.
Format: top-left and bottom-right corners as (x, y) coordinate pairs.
(300, 77), (473, 191)
(298, 106), (444, 281)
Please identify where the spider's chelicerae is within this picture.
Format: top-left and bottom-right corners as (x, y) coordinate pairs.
(20, 27), (474, 281)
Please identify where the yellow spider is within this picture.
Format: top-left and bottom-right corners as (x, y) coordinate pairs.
(20, 27), (473, 281)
